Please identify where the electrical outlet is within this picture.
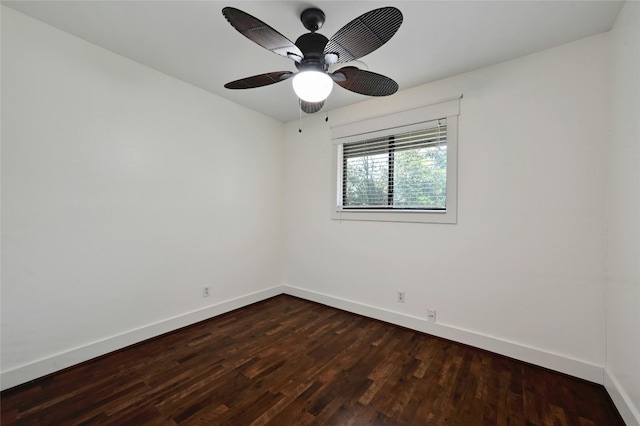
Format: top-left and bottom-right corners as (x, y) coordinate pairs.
(427, 309), (436, 322)
(202, 286), (210, 298)
(397, 291), (405, 303)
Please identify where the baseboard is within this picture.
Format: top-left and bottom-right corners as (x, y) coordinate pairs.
(605, 368), (640, 426)
(0, 285), (285, 391)
(283, 284), (605, 385)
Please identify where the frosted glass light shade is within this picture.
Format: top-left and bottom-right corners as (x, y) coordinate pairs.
(292, 71), (333, 103)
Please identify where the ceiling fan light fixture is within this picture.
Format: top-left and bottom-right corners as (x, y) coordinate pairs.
(292, 71), (333, 103)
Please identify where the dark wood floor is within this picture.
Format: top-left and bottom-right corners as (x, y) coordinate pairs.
(1, 295), (623, 425)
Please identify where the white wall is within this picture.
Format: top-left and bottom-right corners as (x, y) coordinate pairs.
(606, 1), (640, 423)
(283, 33), (610, 374)
(2, 5), (637, 421)
(1, 6), (284, 388)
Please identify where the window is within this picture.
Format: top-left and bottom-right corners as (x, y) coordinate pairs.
(341, 121), (447, 210)
(331, 96), (460, 223)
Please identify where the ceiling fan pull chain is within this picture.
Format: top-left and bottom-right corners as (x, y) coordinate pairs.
(325, 97), (329, 123)
(298, 99), (303, 133)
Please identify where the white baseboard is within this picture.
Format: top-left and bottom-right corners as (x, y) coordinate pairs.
(283, 285), (605, 385)
(605, 368), (640, 426)
(0, 285), (284, 391)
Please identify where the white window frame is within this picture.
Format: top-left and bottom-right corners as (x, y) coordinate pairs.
(331, 96), (461, 224)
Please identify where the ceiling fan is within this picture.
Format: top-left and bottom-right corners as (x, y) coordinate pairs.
(222, 6), (403, 114)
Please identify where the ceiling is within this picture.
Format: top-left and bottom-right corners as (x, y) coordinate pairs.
(2, 0), (624, 123)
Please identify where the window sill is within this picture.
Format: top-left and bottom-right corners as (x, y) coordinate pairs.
(331, 208), (457, 224)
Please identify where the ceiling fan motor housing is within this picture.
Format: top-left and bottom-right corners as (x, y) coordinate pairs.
(295, 32), (330, 72)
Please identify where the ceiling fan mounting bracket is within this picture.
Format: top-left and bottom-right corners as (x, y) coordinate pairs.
(300, 8), (325, 32)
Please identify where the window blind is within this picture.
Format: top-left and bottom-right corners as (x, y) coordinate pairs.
(342, 124), (446, 158)
(341, 119), (448, 210)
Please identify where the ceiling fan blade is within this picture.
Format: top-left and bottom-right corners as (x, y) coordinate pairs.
(300, 99), (325, 114)
(324, 7), (402, 63)
(222, 7), (304, 61)
(224, 71), (293, 89)
(332, 67), (398, 96)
